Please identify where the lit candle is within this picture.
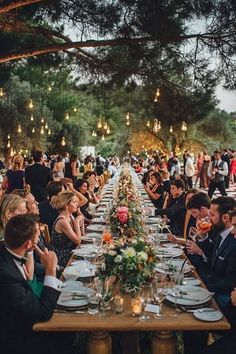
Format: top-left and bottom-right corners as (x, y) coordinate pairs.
(131, 297), (142, 316)
(114, 295), (124, 314)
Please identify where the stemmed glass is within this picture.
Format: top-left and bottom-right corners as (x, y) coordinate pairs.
(169, 270), (183, 317)
(139, 283), (153, 322)
(84, 253), (96, 287)
(153, 275), (168, 319)
(159, 218), (166, 234)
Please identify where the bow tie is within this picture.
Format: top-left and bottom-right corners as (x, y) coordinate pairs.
(11, 254), (27, 266)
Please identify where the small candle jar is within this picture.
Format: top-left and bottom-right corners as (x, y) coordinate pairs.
(114, 295), (124, 314)
(131, 296), (142, 316)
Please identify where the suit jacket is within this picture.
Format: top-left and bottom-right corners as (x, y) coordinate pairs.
(200, 231), (236, 294)
(25, 163), (53, 202)
(0, 243), (60, 354)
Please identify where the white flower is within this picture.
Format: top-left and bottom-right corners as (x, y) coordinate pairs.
(137, 251), (148, 261)
(109, 250), (117, 256)
(114, 255), (122, 263)
(101, 263), (106, 271)
(122, 247), (136, 258)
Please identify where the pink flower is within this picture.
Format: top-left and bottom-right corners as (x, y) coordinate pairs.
(117, 206), (129, 214)
(118, 212), (128, 224)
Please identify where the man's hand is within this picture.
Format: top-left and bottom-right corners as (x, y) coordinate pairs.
(34, 245), (58, 277)
(186, 240), (203, 256)
(231, 288), (236, 307)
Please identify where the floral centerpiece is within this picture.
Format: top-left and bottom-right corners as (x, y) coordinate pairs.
(97, 238), (156, 293)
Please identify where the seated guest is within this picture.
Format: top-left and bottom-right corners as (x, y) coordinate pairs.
(160, 170), (171, 193)
(74, 178), (99, 221)
(196, 209), (236, 354)
(38, 181), (64, 235)
(0, 193), (27, 240)
(144, 172), (164, 209)
(141, 166), (154, 185)
(186, 196), (236, 308)
(61, 177), (88, 207)
(155, 179), (186, 236)
(0, 214), (76, 354)
(83, 171), (100, 193)
(50, 191), (83, 267)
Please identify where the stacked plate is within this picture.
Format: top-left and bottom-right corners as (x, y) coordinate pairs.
(81, 233), (100, 243)
(73, 244), (97, 257)
(57, 282), (95, 310)
(155, 259), (194, 275)
(156, 247), (183, 258)
(166, 285), (212, 308)
(86, 224), (104, 233)
(63, 261), (97, 280)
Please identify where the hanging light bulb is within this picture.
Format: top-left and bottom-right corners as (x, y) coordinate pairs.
(97, 118), (102, 129)
(48, 85), (52, 92)
(32, 127), (35, 133)
(154, 88), (160, 102)
(48, 128), (51, 135)
(40, 126), (44, 135)
(61, 137), (66, 146)
(45, 122), (48, 129)
(7, 134), (10, 139)
(7, 140), (11, 148)
(94, 131), (97, 137)
(126, 120), (130, 126)
(28, 99), (34, 109)
(107, 126), (111, 134)
(153, 119), (161, 134)
(181, 121), (187, 131)
(158, 120), (161, 130)
(65, 112), (70, 120)
(146, 120), (150, 127)
(30, 114), (34, 121)
(126, 112), (130, 120)
(41, 117), (44, 124)
(10, 148), (14, 157)
(17, 124), (22, 133)
(92, 130), (95, 137)
(73, 107), (77, 112)
(101, 134), (105, 141)
(104, 121), (108, 130)
(170, 125), (173, 133)
(0, 87), (4, 97)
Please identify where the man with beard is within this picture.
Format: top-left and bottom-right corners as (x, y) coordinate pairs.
(186, 196), (236, 307)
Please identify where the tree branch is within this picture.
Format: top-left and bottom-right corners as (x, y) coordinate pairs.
(0, 0), (42, 14)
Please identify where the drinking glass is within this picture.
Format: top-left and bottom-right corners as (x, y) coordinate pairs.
(87, 293), (100, 314)
(169, 270), (183, 317)
(198, 217), (212, 234)
(153, 275), (168, 319)
(159, 218), (166, 233)
(93, 235), (103, 252)
(139, 283), (153, 322)
(84, 253), (96, 286)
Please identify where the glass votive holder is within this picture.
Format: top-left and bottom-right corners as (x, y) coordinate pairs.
(131, 296), (142, 316)
(114, 295), (124, 314)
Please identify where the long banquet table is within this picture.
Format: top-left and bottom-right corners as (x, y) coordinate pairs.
(33, 169), (231, 354)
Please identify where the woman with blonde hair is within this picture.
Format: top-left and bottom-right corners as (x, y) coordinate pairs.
(0, 194), (27, 239)
(2, 154), (26, 193)
(50, 191), (84, 267)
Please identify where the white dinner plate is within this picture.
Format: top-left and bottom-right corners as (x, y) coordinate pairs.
(182, 277), (201, 286)
(166, 285), (212, 306)
(91, 217), (105, 224)
(73, 245), (97, 257)
(162, 243), (179, 248)
(63, 264), (96, 280)
(57, 297), (87, 308)
(155, 259), (193, 275)
(82, 233), (101, 242)
(156, 247), (183, 258)
(86, 224), (104, 232)
(61, 280), (83, 292)
(193, 308), (223, 322)
(145, 218), (162, 224)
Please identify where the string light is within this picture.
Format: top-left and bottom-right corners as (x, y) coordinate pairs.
(181, 121), (187, 131)
(45, 122), (48, 129)
(146, 120), (150, 127)
(126, 112), (130, 120)
(28, 99), (34, 109)
(153, 119), (161, 134)
(48, 85), (52, 92)
(73, 107), (77, 112)
(7, 140), (11, 148)
(7, 134), (10, 139)
(154, 88), (160, 102)
(17, 124), (22, 133)
(170, 125), (173, 133)
(107, 126), (111, 134)
(0, 88), (4, 97)
(104, 121), (108, 130)
(92, 130), (97, 137)
(65, 112), (70, 120)
(101, 134), (105, 141)
(32, 127), (35, 133)
(97, 119), (102, 129)
(61, 137), (66, 146)
(30, 114), (34, 121)
(40, 126), (44, 135)
(48, 128), (51, 135)
(41, 118), (44, 124)
(126, 120), (130, 126)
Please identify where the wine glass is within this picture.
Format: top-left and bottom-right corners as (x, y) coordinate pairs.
(139, 283), (153, 322)
(169, 270), (183, 317)
(84, 253), (96, 287)
(153, 275), (168, 319)
(159, 218), (166, 233)
(93, 235), (103, 252)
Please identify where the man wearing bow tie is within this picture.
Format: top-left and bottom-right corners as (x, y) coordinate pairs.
(0, 214), (76, 354)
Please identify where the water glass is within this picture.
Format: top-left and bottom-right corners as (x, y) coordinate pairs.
(87, 293), (100, 314)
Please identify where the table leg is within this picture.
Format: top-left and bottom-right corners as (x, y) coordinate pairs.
(87, 331), (112, 354)
(152, 331), (176, 354)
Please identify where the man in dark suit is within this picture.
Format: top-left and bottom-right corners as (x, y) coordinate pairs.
(221, 148), (230, 189)
(155, 179), (186, 235)
(25, 151), (53, 202)
(0, 214), (75, 354)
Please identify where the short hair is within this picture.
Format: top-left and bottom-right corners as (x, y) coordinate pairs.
(171, 179), (185, 190)
(4, 214), (39, 249)
(214, 150), (221, 155)
(32, 151), (43, 162)
(187, 192), (211, 210)
(211, 196), (236, 216)
(46, 181), (63, 200)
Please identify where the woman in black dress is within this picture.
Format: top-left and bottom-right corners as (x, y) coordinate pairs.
(144, 172), (164, 209)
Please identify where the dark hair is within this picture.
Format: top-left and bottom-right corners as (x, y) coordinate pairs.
(214, 150), (221, 154)
(70, 154), (78, 162)
(171, 179), (185, 190)
(83, 171), (93, 179)
(46, 181), (63, 200)
(74, 178), (89, 191)
(32, 151), (43, 162)
(4, 214), (39, 249)
(151, 172), (163, 185)
(57, 155), (63, 162)
(211, 196), (236, 216)
(229, 209), (236, 218)
(187, 192), (211, 210)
